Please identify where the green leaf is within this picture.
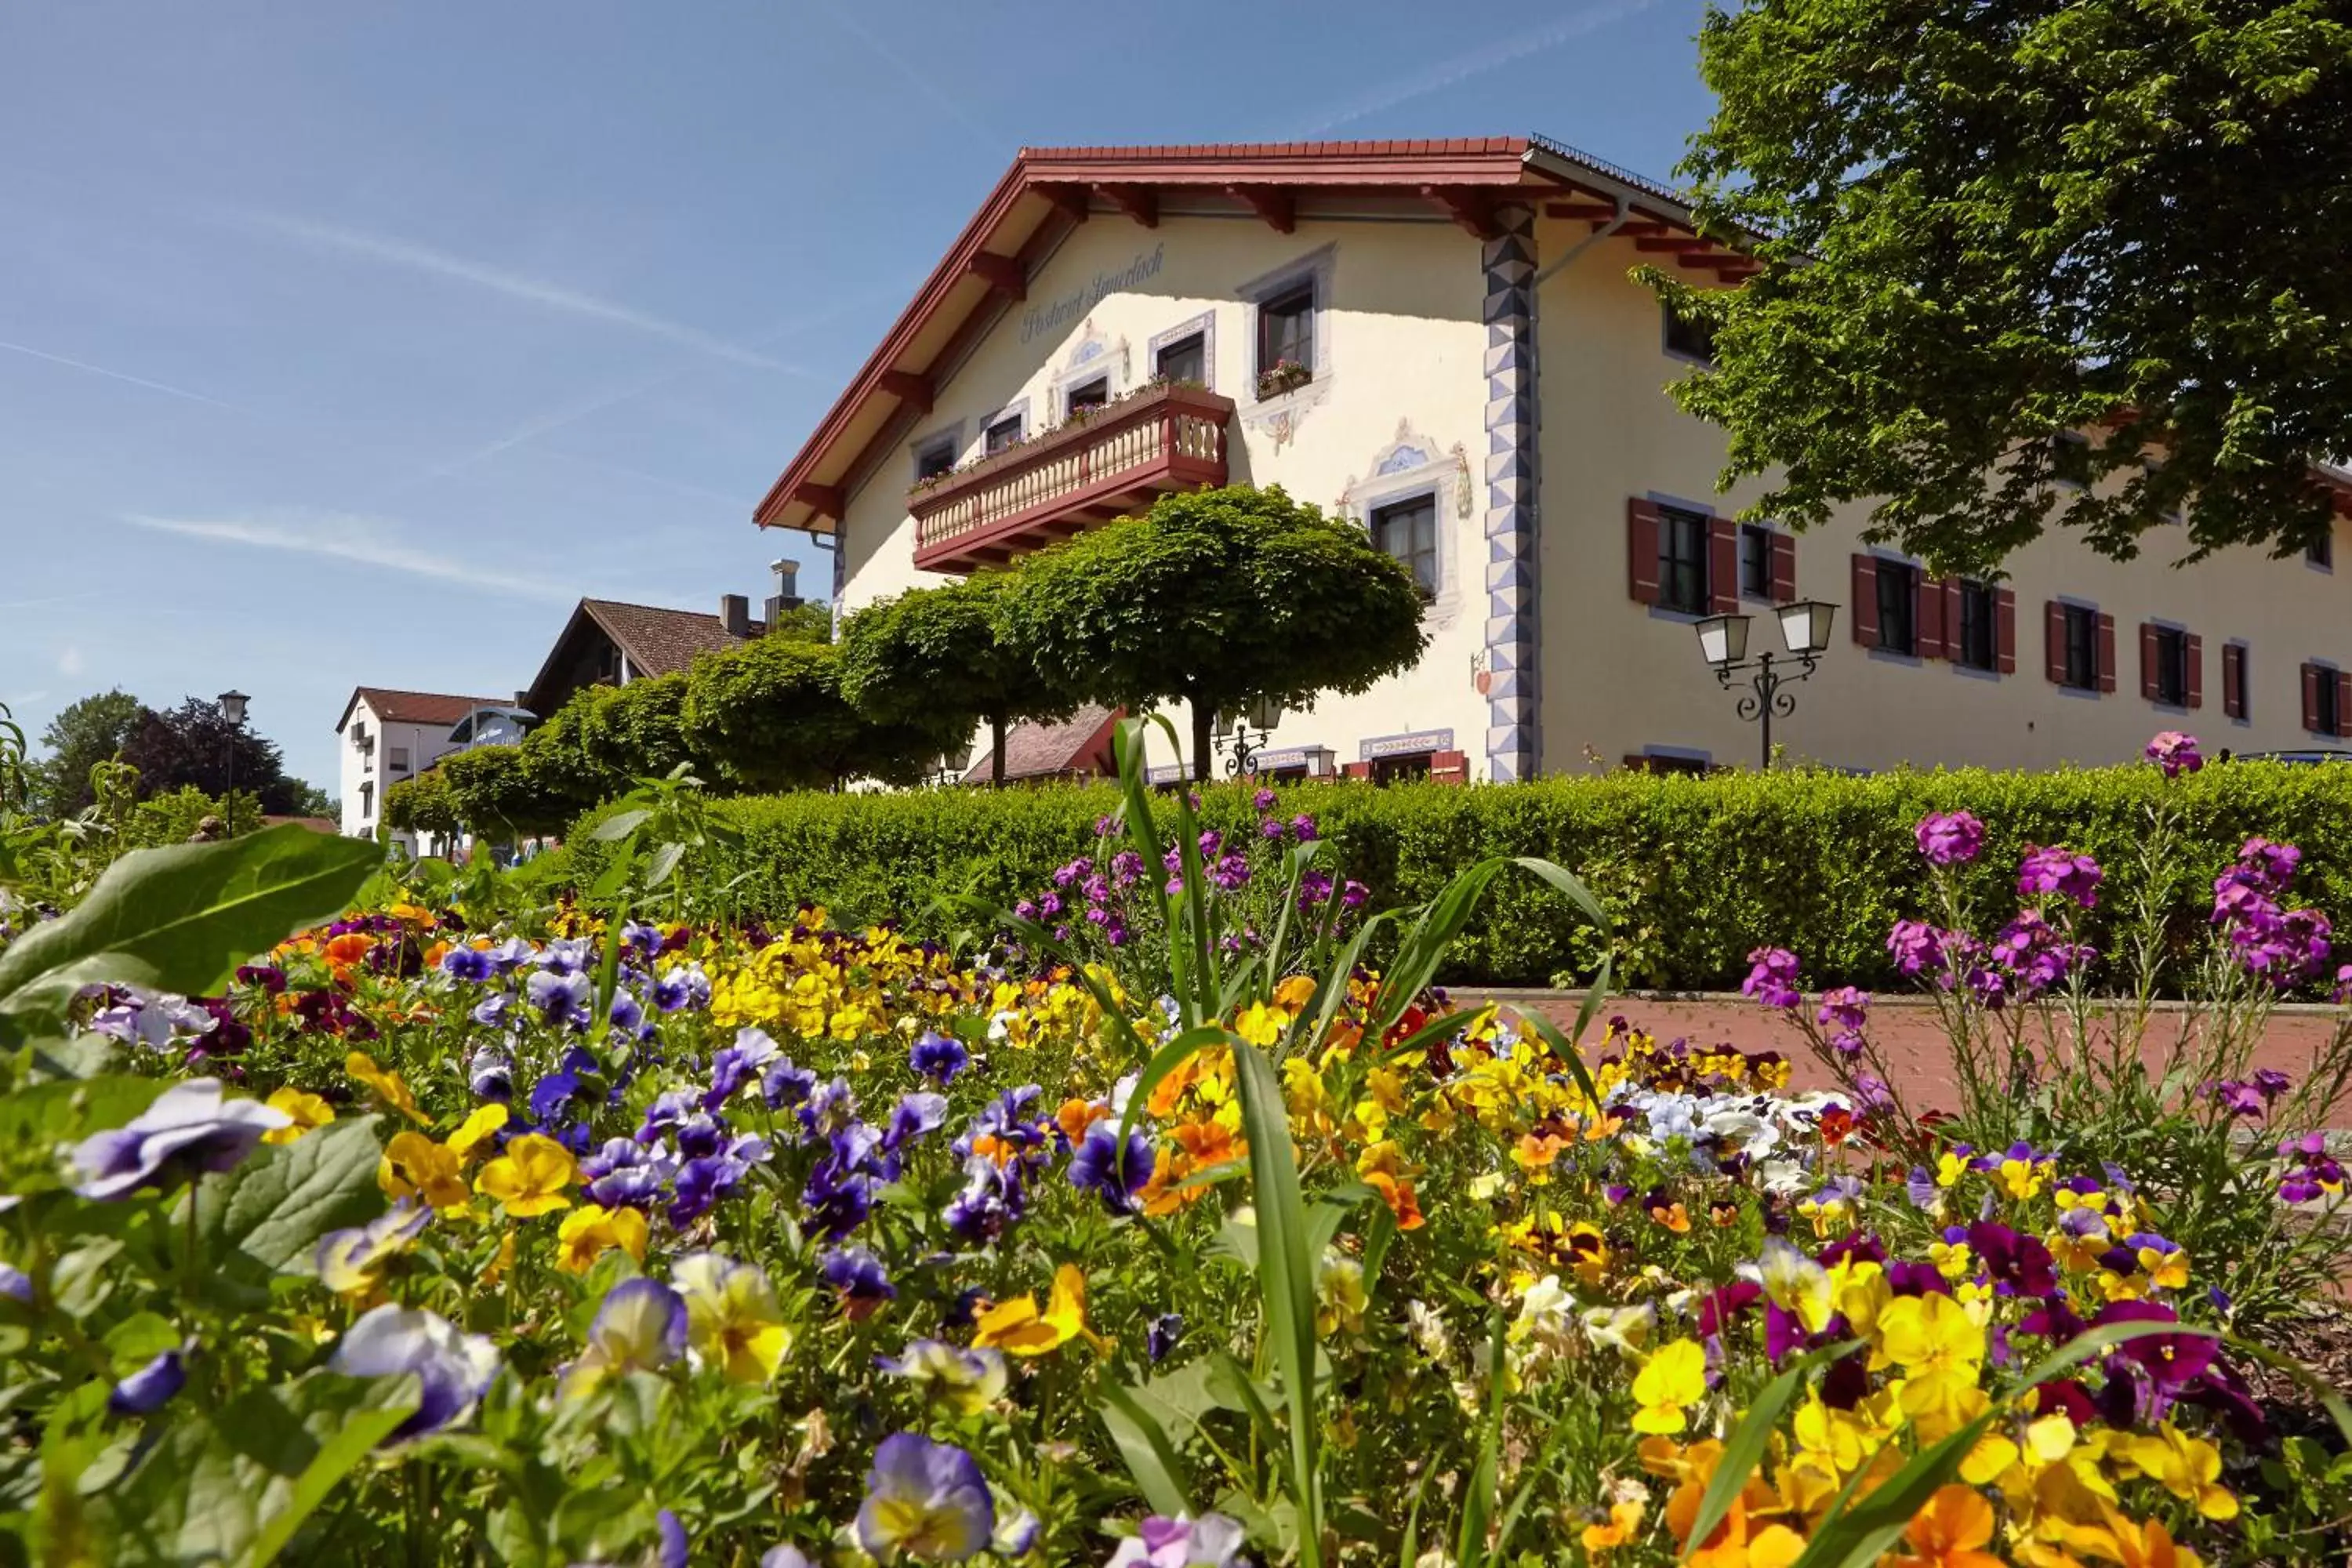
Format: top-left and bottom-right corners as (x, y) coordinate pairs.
(89, 1370), (418, 1566)
(182, 1116), (387, 1301)
(2007, 1319), (2217, 1396)
(1099, 1381), (1196, 1519)
(587, 808), (652, 843)
(0, 826), (382, 1039)
(1229, 1043), (1323, 1568)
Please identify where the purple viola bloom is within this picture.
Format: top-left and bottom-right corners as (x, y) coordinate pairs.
(1068, 1122), (1155, 1215)
(439, 945), (495, 983)
(1966, 1220), (2058, 1298)
(2144, 731), (2203, 779)
(706, 1027), (782, 1111)
(884, 1093), (950, 1154)
(802, 1158), (876, 1240)
(2092, 1299), (2216, 1421)
(1252, 787), (1278, 811)
(1904, 1167), (1941, 1210)
(1259, 816), (1289, 841)
(107, 1348), (187, 1416)
(855, 1432), (995, 1563)
(1109, 1514), (1251, 1568)
(331, 1304), (500, 1441)
(637, 1089), (699, 1145)
(0, 1261), (31, 1304)
(800, 1077), (858, 1139)
(656, 1512), (688, 1568)
(470, 993), (514, 1030)
(2206, 1080), (2266, 1118)
(608, 990), (645, 1036)
(1914, 810), (1985, 866)
(2019, 846), (2103, 909)
(675, 1114), (728, 1161)
(467, 1046), (514, 1103)
(1740, 947), (1802, 1010)
(1147, 1313), (1185, 1363)
(71, 1079), (290, 1200)
(761, 1056), (816, 1112)
(910, 1031), (970, 1085)
(820, 1246), (897, 1319)
(1886, 1260), (1953, 1298)
(525, 967), (593, 1027)
(942, 1155), (1026, 1244)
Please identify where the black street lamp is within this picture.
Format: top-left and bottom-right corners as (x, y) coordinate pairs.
(218, 690), (249, 812)
(935, 739), (975, 788)
(1214, 695), (1283, 777)
(1693, 603), (1838, 768)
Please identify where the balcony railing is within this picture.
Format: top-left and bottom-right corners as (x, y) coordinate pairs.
(911, 380), (1233, 572)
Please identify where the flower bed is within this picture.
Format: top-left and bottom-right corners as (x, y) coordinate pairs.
(1, 728), (2347, 1566)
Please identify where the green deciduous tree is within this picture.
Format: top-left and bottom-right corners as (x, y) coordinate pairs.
(30, 689), (143, 818)
(838, 574), (1076, 788)
(999, 485), (1428, 780)
(120, 697), (304, 815)
(437, 745), (568, 841)
(682, 636), (957, 792)
(1664, 0), (2352, 575)
(383, 767), (460, 839)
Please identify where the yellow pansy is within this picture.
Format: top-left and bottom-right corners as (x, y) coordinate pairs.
(379, 1130), (470, 1209)
(262, 1087), (336, 1145)
(445, 1102), (510, 1160)
(1631, 1338), (1708, 1435)
(673, 1251), (792, 1383)
(346, 1051), (429, 1124)
(973, 1264), (1106, 1356)
(474, 1132), (577, 1218)
(554, 1203), (650, 1274)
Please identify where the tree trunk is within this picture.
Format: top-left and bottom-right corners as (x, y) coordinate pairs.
(1191, 697), (1214, 783)
(989, 714), (1007, 790)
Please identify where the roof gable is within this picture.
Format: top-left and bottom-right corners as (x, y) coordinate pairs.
(521, 598), (770, 718)
(339, 688), (502, 732)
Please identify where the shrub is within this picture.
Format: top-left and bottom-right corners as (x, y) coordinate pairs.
(563, 760), (2352, 987)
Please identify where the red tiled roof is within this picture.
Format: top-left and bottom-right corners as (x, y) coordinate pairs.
(963, 705), (1120, 784)
(581, 600), (768, 678)
(339, 688), (503, 732)
(754, 136), (1661, 538)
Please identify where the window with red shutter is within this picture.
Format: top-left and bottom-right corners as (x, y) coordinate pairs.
(1994, 588), (2017, 674)
(2302, 662), (2322, 731)
(2337, 671), (2351, 738)
(2184, 634), (2202, 710)
(2223, 643), (2245, 720)
(1708, 517), (1739, 614)
(1852, 555), (1879, 648)
(1626, 499), (1662, 605)
(2096, 614), (2118, 694)
(2139, 622), (2161, 702)
(1916, 575), (1946, 660)
(1769, 531), (1797, 604)
(2045, 601), (2067, 683)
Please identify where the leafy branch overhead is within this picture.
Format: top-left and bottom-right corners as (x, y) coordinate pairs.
(1664, 0), (2352, 575)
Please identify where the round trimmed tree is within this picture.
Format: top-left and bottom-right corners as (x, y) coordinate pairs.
(999, 484), (1428, 780)
(838, 573), (1076, 788)
(683, 635), (961, 792)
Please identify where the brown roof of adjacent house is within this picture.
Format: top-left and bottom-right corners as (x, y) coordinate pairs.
(963, 705), (1121, 784)
(579, 599), (768, 677)
(337, 688), (503, 732)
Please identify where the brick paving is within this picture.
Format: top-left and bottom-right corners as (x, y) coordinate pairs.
(1460, 990), (2352, 1126)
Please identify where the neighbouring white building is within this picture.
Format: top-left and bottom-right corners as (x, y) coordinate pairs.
(335, 688), (504, 848)
(753, 136), (2352, 782)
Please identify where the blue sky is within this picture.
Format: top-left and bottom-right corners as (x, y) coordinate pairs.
(0, 0), (1718, 790)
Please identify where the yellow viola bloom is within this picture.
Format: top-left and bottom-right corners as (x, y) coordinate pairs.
(379, 1130), (470, 1210)
(445, 1102), (510, 1160)
(972, 1264), (1105, 1356)
(673, 1251), (792, 1384)
(1631, 1338), (1708, 1435)
(346, 1051), (429, 1124)
(554, 1203), (650, 1274)
(474, 1132), (577, 1218)
(261, 1087), (336, 1145)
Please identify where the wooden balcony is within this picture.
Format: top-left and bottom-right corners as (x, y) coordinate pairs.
(911, 380), (1232, 572)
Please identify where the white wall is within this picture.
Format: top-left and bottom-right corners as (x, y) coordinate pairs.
(336, 699), (469, 848)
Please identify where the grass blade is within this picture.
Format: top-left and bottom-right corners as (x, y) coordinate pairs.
(1229, 1041), (1323, 1568)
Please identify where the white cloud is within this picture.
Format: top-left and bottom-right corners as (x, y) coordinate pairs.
(223, 209), (784, 370)
(0, 336), (241, 411)
(1300, 0), (1663, 132)
(56, 645), (84, 677)
(121, 509), (580, 603)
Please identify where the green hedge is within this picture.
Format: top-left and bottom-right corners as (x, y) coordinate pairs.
(561, 761), (2352, 989)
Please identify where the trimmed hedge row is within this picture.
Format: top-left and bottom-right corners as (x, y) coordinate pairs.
(561, 761), (2352, 989)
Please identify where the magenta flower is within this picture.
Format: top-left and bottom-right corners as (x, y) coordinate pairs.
(2018, 846), (2103, 909)
(1914, 811), (1984, 866)
(1740, 947), (1802, 1010)
(1816, 985), (1870, 1032)
(2144, 731), (2203, 779)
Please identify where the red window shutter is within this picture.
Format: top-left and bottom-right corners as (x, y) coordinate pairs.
(1851, 555), (1879, 648)
(2097, 613), (2117, 694)
(2139, 622), (2160, 701)
(2337, 671), (2351, 736)
(1769, 531), (1797, 604)
(2302, 662), (2321, 731)
(1342, 760), (1373, 780)
(1944, 580), (1963, 659)
(2045, 601), (2066, 683)
(1430, 750), (1469, 786)
(2222, 644), (2243, 719)
(1995, 588), (2017, 674)
(2184, 633), (2202, 710)
(1707, 517), (1738, 613)
(1915, 574), (1944, 659)
(1627, 499), (1661, 605)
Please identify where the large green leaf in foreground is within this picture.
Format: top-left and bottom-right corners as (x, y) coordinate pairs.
(0, 825), (381, 1040)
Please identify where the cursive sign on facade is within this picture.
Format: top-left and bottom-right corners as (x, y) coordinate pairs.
(1018, 244), (1167, 343)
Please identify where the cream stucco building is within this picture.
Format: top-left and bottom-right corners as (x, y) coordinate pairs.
(757, 136), (2352, 782)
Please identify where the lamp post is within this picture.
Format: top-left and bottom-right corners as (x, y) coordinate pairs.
(935, 739), (975, 788)
(217, 689), (249, 816)
(1692, 602), (1837, 768)
(1214, 695), (1283, 778)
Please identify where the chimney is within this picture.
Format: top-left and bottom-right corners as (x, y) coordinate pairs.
(719, 593), (752, 637)
(513, 690), (530, 709)
(771, 558), (800, 604)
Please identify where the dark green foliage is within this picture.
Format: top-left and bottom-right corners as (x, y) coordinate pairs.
(579, 672), (695, 782)
(681, 636), (961, 792)
(436, 746), (569, 840)
(563, 761), (2352, 989)
(1000, 486), (1428, 779)
(119, 697), (307, 815)
(1668, 0), (2352, 575)
(838, 574), (1076, 786)
(383, 767), (459, 837)
(768, 599), (837, 643)
(28, 688), (142, 818)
